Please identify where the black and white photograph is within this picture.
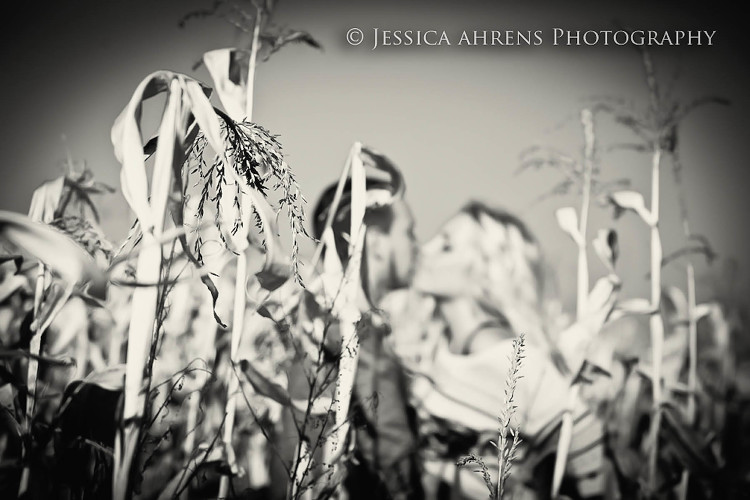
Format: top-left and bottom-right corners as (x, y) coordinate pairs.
(0, 1), (748, 499)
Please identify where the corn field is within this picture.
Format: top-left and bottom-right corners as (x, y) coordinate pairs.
(0, 1), (748, 499)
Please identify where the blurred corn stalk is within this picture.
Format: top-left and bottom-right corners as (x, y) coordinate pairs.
(243, 142), (403, 498)
(549, 109), (596, 498)
(600, 48), (728, 494)
(0, 154), (112, 495)
(24, 159), (113, 420)
(0, 208), (108, 496)
(520, 108), (624, 497)
(656, 74), (724, 500)
(319, 143), (367, 498)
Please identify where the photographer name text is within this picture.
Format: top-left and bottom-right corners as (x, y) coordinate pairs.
(344, 28), (717, 49)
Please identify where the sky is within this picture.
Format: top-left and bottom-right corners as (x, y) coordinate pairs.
(1, 0), (748, 310)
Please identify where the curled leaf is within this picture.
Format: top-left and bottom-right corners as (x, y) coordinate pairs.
(592, 228), (618, 272)
(203, 48), (250, 122)
(555, 207), (582, 246)
(607, 190), (654, 225)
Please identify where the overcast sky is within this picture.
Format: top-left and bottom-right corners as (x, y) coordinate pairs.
(1, 0), (748, 309)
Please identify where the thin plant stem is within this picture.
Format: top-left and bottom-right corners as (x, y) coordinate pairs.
(244, 5), (262, 121)
(686, 263), (697, 424)
(551, 109), (595, 500)
(648, 148), (664, 492)
(26, 263), (46, 425)
(577, 108), (594, 319)
(217, 5), (262, 497)
(678, 263), (698, 500)
(218, 253), (248, 499)
(17, 264), (48, 497)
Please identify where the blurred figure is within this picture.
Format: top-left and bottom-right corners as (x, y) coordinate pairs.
(306, 146), (423, 500)
(385, 201), (606, 500)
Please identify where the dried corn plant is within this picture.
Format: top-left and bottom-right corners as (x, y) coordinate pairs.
(598, 48), (729, 496)
(520, 108), (624, 498)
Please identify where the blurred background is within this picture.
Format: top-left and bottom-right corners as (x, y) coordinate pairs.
(0, 0), (747, 311)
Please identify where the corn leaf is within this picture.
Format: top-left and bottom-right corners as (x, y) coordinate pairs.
(239, 359), (330, 415)
(0, 211), (105, 293)
(202, 48), (250, 122)
(592, 228), (618, 272)
(607, 190), (654, 225)
(75, 365), (126, 392)
(28, 176), (65, 223)
(661, 407), (719, 476)
(555, 207), (583, 246)
(112, 71), (175, 232)
(616, 298), (657, 316)
(249, 189), (291, 291)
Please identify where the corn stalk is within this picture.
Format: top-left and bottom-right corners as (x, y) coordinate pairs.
(647, 146), (664, 491)
(110, 66), (238, 498)
(550, 108), (595, 499)
(26, 265), (47, 423)
(114, 113), (176, 500)
(677, 262), (697, 499)
(217, 7), (262, 499)
(576, 109), (594, 319)
(315, 143), (368, 497)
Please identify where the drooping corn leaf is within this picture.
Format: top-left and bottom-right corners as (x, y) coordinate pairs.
(248, 189), (291, 291)
(111, 71), (219, 235)
(614, 298), (657, 317)
(239, 359), (330, 415)
(0, 271), (26, 303)
(693, 303), (714, 321)
(203, 48), (250, 122)
(585, 275), (619, 319)
(607, 190), (654, 225)
(74, 365), (126, 392)
(112, 71), (177, 232)
(592, 228), (618, 272)
(112, 70), (239, 330)
(0, 347), (73, 366)
(0, 211), (106, 295)
(28, 176), (65, 223)
(555, 207), (582, 246)
(360, 145), (405, 201)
